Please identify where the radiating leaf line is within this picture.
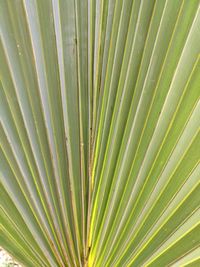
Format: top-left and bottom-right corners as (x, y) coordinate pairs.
(0, 1), (199, 266)
(122, 183), (200, 267)
(0, 206), (49, 267)
(89, 0), (155, 250)
(101, 8), (200, 264)
(111, 115), (200, 266)
(124, 163), (200, 265)
(144, 209), (200, 266)
(0, 47), (65, 267)
(0, 5), (74, 264)
(51, 1), (83, 264)
(102, 56), (200, 266)
(90, 1), (184, 262)
(90, 0), (134, 192)
(171, 246), (200, 267)
(21, 3), (74, 263)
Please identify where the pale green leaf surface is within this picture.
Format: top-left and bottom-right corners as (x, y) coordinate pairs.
(0, 0), (199, 267)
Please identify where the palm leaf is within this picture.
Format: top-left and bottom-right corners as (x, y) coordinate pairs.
(0, 0), (199, 266)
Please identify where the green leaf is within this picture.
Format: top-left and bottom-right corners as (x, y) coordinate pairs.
(0, 0), (199, 266)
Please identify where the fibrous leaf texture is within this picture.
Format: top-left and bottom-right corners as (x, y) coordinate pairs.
(0, 0), (200, 266)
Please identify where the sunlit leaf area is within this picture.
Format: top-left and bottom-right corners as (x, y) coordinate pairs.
(0, 0), (200, 266)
